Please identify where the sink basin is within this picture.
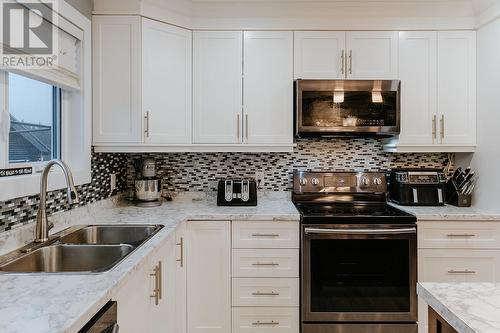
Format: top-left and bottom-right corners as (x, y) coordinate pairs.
(0, 244), (134, 273)
(60, 225), (162, 246)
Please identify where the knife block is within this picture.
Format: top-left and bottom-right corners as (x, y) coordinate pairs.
(445, 180), (472, 207)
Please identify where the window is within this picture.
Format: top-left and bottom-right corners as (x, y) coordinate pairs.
(7, 73), (61, 164)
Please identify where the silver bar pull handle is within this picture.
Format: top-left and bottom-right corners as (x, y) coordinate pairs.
(176, 237), (184, 268)
(158, 260), (162, 300)
(349, 50), (353, 74)
(245, 114), (249, 141)
(252, 291), (280, 296)
(440, 115), (445, 140)
(447, 233), (476, 238)
(150, 264), (160, 305)
(237, 114), (240, 141)
(144, 111), (150, 138)
(448, 269), (476, 274)
(432, 115), (437, 141)
(251, 233), (280, 237)
(252, 262), (279, 266)
(304, 227), (416, 235)
(341, 50), (345, 75)
(252, 321), (280, 326)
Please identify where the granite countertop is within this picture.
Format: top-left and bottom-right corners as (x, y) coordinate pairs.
(0, 192), (299, 333)
(389, 203), (500, 221)
(418, 283), (500, 333)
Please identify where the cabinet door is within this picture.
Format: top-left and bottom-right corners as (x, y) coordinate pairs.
(175, 223), (188, 333)
(113, 263), (150, 333)
(187, 221), (231, 333)
(193, 31), (243, 144)
(142, 18), (192, 144)
(398, 31), (437, 146)
(93, 16), (142, 144)
(149, 235), (175, 333)
(437, 31), (476, 145)
(243, 31), (293, 144)
(346, 31), (398, 79)
(294, 31), (346, 79)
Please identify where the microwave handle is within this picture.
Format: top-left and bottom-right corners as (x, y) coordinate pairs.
(304, 227), (416, 235)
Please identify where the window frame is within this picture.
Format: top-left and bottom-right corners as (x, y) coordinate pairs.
(0, 1), (91, 201)
(3, 72), (62, 169)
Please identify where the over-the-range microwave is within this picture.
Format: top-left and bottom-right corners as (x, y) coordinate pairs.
(295, 79), (401, 137)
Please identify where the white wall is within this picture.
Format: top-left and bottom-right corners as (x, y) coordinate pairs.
(456, 17), (500, 212)
(66, 0), (93, 17)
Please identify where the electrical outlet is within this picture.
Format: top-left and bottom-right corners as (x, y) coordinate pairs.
(110, 173), (116, 192)
(255, 171), (265, 188)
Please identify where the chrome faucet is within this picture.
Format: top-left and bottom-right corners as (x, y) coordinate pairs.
(34, 160), (80, 243)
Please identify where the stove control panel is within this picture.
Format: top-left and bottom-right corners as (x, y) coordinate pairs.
(293, 171), (387, 194)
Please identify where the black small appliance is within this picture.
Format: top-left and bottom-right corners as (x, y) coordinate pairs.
(389, 169), (447, 206)
(217, 179), (257, 206)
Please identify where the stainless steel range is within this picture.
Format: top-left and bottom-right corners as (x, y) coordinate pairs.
(293, 171), (418, 333)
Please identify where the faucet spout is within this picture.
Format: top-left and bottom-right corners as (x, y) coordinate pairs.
(34, 160), (80, 243)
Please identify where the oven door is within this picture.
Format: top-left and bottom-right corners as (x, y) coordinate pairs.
(301, 224), (417, 323)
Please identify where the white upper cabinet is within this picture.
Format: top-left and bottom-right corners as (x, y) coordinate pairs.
(243, 31), (294, 145)
(398, 31), (437, 146)
(143, 19), (192, 144)
(385, 30), (476, 152)
(437, 31), (476, 146)
(93, 16), (142, 144)
(346, 31), (399, 79)
(294, 31), (346, 79)
(193, 31), (243, 144)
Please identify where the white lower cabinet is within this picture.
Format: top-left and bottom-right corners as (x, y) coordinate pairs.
(232, 249), (299, 278)
(232, 307), (300, 333)
(232, 278), (299, 307)
(417, 221), (500, 333)
(187, 221), (232, 333)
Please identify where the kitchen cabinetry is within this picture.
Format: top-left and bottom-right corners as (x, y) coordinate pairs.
(187, 221), (231, 333)
(243, 31), (294, 145)
(143, 18), (192, 144)
(93, 15), (192, 148)
(417, 221), (500, 333)
(93, 15), (142, 144)
(384, 31), (476, 153)
(231, 221), (300, 333)
(193, 31), (243, 144)
(294, 31), (346, 79)
(293, 31), (398, 79)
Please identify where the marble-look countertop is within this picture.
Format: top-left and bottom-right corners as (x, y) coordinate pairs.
(389, 203), (500, 221)
(0, 192), (299, 333)
(418, 283), (500, 333)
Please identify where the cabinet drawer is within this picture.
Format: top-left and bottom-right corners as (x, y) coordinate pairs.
(232, 307), (299, 333)
(232, 278), (299, 307)
(418, 222), (500, 249)
(418, 249), (500, 282)
(233, 249), (299, 278)
(232, 221), (299, 249)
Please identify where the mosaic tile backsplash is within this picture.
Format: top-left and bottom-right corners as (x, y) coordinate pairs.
(0, 151), (128, 233)
(125, 138), (451, 193)
(0, 138), (451, 233)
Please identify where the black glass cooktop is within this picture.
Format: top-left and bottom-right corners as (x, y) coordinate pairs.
(295, 202), (416, 224)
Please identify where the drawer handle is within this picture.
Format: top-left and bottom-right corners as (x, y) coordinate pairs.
(252, 291), (280, 296)
(252, 262), (279, 266)
(446, 234), (476, 238)
(252, 320), (280, 326)
(251, 233), (280, 237)
(448, 270), (476, 274)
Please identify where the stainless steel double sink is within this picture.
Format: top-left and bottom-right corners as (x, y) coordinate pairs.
(0, 225), (163, 274)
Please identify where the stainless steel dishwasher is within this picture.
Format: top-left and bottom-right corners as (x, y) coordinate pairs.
(79, 301), (119, 333)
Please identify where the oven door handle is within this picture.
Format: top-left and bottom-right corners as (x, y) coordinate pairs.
(304, 227), (416, 235)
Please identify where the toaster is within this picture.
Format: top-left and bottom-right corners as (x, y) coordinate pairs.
(389, 169), (447, 206)
(217, 179), (257, 206)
